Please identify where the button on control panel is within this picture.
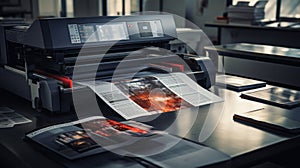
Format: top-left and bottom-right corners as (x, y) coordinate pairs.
(68, 24), (81, 44)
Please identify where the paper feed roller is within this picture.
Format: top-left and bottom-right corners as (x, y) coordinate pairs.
(28, 50), (215, 90)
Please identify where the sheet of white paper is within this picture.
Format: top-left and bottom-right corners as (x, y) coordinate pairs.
(77, 81), (150, 120)
(0, 108), (32, 128)
(150, 73), (223, 106)
(77, 73), (222, 119)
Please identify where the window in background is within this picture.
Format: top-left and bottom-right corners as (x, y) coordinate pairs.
(99, 0), (103, 15)
(99, 0), (141, 16)
(107, 0), (125, 16)
(130, 0), (140, 14)
(280, 0), (300, 18)
(66, 0), (73, 17)
(39, 0), (73, 18)
(38, 0), (61, 17)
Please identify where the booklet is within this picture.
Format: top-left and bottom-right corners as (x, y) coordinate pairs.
(77, 72), (222, 119)
(241, 86), (300, 109)
(216, 74), (266, 92)
(25, 116), (230, 167)
(25, 116), (157, 160)
(234, 109), (300, 134)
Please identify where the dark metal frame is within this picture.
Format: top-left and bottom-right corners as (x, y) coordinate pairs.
(0, 0), (34, 19)
(60, 0), (67, 17)
(0, 0), (21, 6)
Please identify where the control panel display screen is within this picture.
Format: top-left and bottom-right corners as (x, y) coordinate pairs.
(78, 24), (98, 43)
(68, 20), (164, 44)
(68, 22), (129, 44)
(96, 23), (128, 42)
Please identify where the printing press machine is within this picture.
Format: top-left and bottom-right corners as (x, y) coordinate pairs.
(1, 15), (300, 168)
(0, 14), (217, 115)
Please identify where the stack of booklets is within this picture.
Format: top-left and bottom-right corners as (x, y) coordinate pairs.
(235, 86), (300, 135)
(227, 0), (268, 25)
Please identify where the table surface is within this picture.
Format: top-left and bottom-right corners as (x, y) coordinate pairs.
(0, 82), (300, 168)
(205, 22), (300, 32)
(205, 43), (300, 67)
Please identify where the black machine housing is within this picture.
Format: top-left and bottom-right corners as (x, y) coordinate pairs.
(0, 15), (216, 113)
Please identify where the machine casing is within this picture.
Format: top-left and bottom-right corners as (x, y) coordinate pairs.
(0, 15), (216, 113)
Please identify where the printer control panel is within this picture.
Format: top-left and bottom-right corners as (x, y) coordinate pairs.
(67, 20), (164, 44)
